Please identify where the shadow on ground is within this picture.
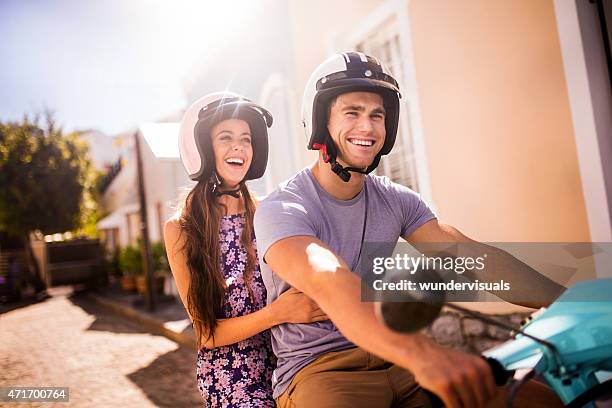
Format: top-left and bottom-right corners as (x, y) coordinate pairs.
(127, 348), (202, 407)
(69, 292), (151, 335)
(0, 295), (50, 315)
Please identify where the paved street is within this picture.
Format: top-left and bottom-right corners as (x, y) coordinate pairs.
(0, 287), (203, 407)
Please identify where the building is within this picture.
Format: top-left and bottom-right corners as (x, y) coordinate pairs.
(183, 0), (611, 245)
(179, 0), (611, 311)
(96, 124), (193, 254)
(95, 0), (611, 309)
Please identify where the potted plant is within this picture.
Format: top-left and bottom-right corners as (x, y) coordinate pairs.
(133, 241), (166, 294)
(118, 245), (141, 292)
(151, 241), (169, 294)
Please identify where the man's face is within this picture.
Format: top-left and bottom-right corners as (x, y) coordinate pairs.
(326, 91), (386, 170)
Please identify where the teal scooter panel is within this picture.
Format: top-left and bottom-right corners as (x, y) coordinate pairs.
(484, 279), (612, 406)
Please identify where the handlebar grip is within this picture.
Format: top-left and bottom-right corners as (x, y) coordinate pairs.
(424, 390), (444, 408)
(422, 357), (513, 408)
(485, 357), (514, 386)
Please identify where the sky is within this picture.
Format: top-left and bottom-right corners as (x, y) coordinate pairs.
(0, 0), (248, 135)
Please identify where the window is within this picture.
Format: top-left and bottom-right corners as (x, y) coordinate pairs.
(355, 17), (420, 191)
(254, 73), (299, 196)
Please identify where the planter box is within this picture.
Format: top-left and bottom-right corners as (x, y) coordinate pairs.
(136, 275), (165, 294)
(120, 276), (136, 292)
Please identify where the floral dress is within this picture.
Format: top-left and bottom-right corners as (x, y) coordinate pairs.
(196, 213), (276, 407)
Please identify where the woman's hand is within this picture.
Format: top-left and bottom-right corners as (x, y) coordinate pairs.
(270, 287), (329, 325)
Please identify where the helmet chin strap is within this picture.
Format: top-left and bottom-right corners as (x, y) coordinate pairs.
(214, 189), (241, 199)
(312, 142), (371, 183)
(330, 159), (368, 182)
(211, 170), (242, 198)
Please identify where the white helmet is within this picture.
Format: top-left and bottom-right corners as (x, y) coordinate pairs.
(302, 52), (401, 181)
(178, 91), (273, 181)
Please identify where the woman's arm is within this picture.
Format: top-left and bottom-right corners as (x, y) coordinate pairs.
(163, 219), (325, 349)
(205, 286), (327, 348)
(203, 307), (278, 348)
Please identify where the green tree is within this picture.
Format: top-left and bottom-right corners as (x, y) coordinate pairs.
(75, 166), (104, 238)
(0, 115), (90, 235)
(0, 114), (94, 287)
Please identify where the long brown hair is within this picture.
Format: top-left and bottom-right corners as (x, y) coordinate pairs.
(177, 179), (257, 348)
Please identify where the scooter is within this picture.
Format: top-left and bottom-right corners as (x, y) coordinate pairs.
(376, 277), (612, 407)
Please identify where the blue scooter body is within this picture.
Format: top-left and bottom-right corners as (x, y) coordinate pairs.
(484, 279), (612, 405)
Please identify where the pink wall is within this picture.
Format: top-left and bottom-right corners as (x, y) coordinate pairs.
(409, 0), (590, 241)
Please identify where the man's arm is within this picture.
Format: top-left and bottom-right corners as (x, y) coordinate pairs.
(406, 219), (566, 308)
(264, 235), (496, 408)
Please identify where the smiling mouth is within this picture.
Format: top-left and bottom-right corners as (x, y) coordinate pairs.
(225, 158), (245, 168)
(348, 138), (375, 147)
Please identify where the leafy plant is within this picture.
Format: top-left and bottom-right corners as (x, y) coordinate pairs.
(118, 245), (142, 277)
(0, 114), (92, 236)
(151, 241), (170, 274)
(118, 241), (168, 277)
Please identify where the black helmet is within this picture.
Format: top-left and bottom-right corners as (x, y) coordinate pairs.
(302, 52), (402, 181)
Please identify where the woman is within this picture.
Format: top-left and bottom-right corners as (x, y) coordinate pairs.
(164, 92), (327, 407)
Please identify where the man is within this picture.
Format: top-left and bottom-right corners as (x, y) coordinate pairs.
(254, 52), (564, 408)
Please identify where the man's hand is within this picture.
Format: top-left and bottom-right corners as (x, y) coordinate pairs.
(402, 335), (497, 408)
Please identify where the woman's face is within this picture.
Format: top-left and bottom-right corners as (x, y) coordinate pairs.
(210, 118), (253, 188)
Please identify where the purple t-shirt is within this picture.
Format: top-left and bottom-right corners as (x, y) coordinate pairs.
(254, 167), (436, 398)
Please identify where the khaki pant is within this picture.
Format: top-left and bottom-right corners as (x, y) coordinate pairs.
(276, 347), (431, 408)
